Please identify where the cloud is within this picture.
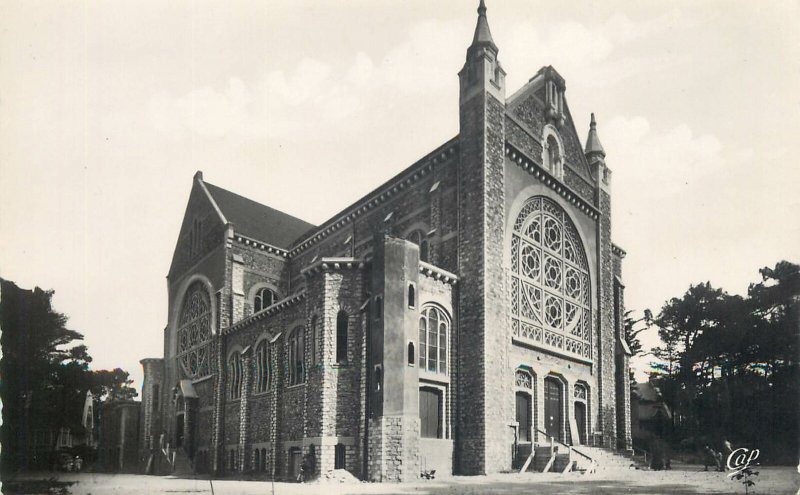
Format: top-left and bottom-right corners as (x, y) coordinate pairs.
(604, 116), (726, 199)
(502, 11), (686, 90)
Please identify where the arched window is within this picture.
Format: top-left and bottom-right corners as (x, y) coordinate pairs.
(336, 311), (348, 364)
(253, 448), (260, 472)
(227, 351), (243, 400)
(408, 284), (416, 308)
(260, 448), (267, 471)
(542, 129), (565, 179)
(374, 366), (382, 392)
(418, 306), (449, 374)
(254, 340), (271, 393)
(177, 282), (212, 378)
(310, 315), (318, 365)
(408, 342), (415, 366)
(286, 327), (305, 386)
(510, 197), (591, 360)
(374, 296), (383, 320)
(406, 230), (429, 262)
(515, 369), (534, 443)
(254, 287), (276, 313)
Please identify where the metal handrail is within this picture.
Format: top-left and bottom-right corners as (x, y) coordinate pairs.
(534, 428), (593, 462)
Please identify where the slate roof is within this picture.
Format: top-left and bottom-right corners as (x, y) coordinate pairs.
(204, 181), (316, 249)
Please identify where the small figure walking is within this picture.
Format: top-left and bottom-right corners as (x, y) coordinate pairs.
(297, 456), (309, 483)
(722, 439), (734, 471)
(703, 445), (722, 472)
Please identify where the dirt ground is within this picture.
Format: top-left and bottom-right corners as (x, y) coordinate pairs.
(3, 465), (798, 495)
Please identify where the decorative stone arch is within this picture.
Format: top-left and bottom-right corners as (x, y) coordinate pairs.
(506, 193), (596, 362)
(541, 124), (566, 180)
(170, 274), (217, 356)
(505, 188), (597, 301)
(247, 282), (281, 315)
(171, 274), (217, 379)
(514, 366), (536, 445)
(571, 380), (591, 446)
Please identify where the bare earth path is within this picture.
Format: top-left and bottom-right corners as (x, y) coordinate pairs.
(3, 467), (798, 495)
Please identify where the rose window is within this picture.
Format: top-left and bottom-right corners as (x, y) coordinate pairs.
(177, 282), (213, 378)
(510, 197), (592, 359)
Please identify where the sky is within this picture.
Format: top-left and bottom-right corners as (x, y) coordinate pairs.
(1, 0), (798, 389)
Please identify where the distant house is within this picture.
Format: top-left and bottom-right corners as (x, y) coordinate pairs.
(27, 391), (97, 469)
(631, 381), (672, 441)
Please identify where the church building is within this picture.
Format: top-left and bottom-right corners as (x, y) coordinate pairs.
(135, 1), (631, 481)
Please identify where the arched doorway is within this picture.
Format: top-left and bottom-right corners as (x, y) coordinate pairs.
(175, 394), (185, 448)
(573, 383), (588, 445)
(544, 377), (563, 442)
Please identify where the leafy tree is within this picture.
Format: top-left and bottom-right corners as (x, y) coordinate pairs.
(645, 262), (800, 463)
(624, 309), (653, 358)
(0, 278), (137, 472)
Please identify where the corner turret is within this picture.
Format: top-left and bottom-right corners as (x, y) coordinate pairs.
(459, 0), (505, 102)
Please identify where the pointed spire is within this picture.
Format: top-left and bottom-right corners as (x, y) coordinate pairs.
(585, 113), (606, 158)
(471, 0), (497, 52)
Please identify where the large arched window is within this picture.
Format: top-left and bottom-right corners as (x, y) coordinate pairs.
(254, 287), (276, 313)
(286, 327), (305, 386)
(418, 306), (449, 374)
(254, 340), (272, 393)
(511, 197), (591, 360)
(177, 282), (212, 378)
(227, 351), (243, 400)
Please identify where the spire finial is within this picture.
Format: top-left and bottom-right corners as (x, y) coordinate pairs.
(585, 113), (605, 158)
(470, 0), (496, 51)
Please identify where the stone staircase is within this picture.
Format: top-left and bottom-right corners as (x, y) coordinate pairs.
(571, 445), (644, 474)
(171, 449), (194, 477)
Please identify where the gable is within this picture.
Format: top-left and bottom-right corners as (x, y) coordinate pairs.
(167, 178), (227, 280)
(506, 72), (597, 194)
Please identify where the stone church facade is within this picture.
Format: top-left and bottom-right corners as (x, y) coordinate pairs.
(136, 2), (631, 482)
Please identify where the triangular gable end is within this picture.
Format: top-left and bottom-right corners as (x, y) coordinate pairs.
(167, 172), (227, 280)
(505, 67), (596, 186)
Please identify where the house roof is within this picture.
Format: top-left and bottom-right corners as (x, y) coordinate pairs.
(203, 181), (316, 249)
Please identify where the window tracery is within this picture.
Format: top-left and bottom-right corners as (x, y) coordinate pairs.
(510, 197), (591, 360)
(418, 306), (449, 375)
(515, 369), (532, 389)
(177, 282), (212, 379)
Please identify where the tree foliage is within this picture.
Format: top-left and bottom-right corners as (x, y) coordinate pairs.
(0, 279), (137, 472)
(646, 261), (799, 463)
